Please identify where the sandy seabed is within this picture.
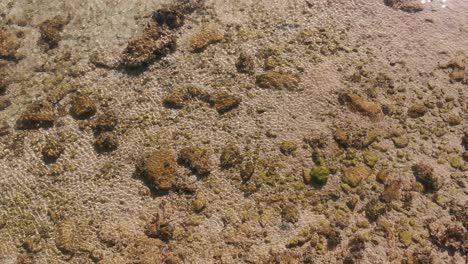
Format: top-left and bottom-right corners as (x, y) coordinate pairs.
(0, 0), (467, 263)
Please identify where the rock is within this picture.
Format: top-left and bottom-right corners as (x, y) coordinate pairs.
(178, 146), (212, 175)
(412, 163), (440, 192)
(212, 92), (241, 114)
(392, 136), (409, 148)
(143, 150), (178, 190)
(0, 28), (19, 59)
(39, 16), (67, 49)
(310, 164), (330, 186)
(192, 192), (206, 213)
(16, 101), (55, 129)
(0, 121), (9, 137)
(281, 203), (299, 223)
(407, 104), (427, 118)
(380, 180), (401, 203)
(188, 25), (224, 52)
(153, 8), (185, 29)
(42, 138), (65, 162)
(364, 198), (387, 222)
(94, 132), (118, 153)
(334, 127), (378, 149)
(376, 169), (391, 184)
(279, 140), (298, 156)
(428, 221), (467, 254)
(363, 151), (378, 168)
(22, 235), (44, 253)
(445, 113), (462, 126)
(236, 51), (255, 74)
(220, 143), (243, 168)
(399, 230), (413, 247)
(0, 96), (11, 110)
(145, 216), (174, 242)
(70, 94), (97, 119)
(92, 111), (118, 132)
(121, 24), (176, 68)
(384, 0), (424, 13)
(55, 220), (80, 254)
(256, 71), (300, 91)
(342, 164), (371, 188)
(163, 85), (205, 109)
(339, 92), (382, 118)
(240, 160), (255, 182)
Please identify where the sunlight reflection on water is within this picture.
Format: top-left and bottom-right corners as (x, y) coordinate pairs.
(421, 0), (448, 8)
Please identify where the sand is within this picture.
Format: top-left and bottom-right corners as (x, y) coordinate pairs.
(0, 0), (467, 263)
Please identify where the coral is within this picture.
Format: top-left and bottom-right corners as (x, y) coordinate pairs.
(178, 146), (212, 175)
(70, 94), (97, 119)
(220, 143), (243, 168)
(94, 132), (119, 153)
(187, 25), (224, 52)
(143, 150), (178, 190)
(39, 16), (67, 49)
(16, 101), (55, 129)
(256, 71), (300, 91)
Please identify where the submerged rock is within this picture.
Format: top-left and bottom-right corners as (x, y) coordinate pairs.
(338, 92), (381, 118)
(121, 24), (176, 68)
(212, 92), (241, 114)
(39, 16), (68, 49)
(188, 25), (224, 52)
(342, 164), (371, 188)
(42, 138), (65, 162)
(16, 101), (55, 129)
(220, 143), (243, 168)
(143, 150), (178, 190)
(256, 71), (300, 91)
(70, 94), (97, 119)
(412, 163), (440, 192)
(384, 0), (424, 13)
(178, 146), (212, 175)
(0, 28), (20, 59)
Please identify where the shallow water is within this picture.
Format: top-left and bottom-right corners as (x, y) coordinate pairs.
(0, 0), (467, 263)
